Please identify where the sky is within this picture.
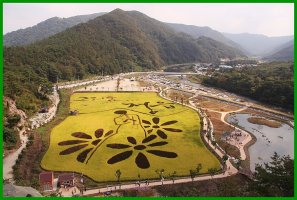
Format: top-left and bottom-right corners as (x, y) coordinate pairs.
(3, 3), (294, 37)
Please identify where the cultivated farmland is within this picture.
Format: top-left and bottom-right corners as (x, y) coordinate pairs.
(41, 92), (220, 182)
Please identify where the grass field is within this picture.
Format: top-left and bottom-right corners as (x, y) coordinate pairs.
(41, 92), (220, 182)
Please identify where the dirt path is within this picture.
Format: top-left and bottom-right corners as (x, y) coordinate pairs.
(3, 128), (28, 182)
(196, 103), (252, 161)
(58, 87), (238, 197)
(61, 164), (237, 197)
(3, 88), (60, 183)
(219, 108), (252, 160)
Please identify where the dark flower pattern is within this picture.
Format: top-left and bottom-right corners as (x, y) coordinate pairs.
(58, 128), (113, 163)
(142, 117), (182, 139)
(106, 135), (178, 169)
(122, 101), (175, 114)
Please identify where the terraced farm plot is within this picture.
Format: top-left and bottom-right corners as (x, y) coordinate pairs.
(41, 92), (220, 182)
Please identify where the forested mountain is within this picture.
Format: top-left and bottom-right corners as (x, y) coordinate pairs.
(4, 9), (245, 114)
(4, 8), (245, 76)
(4, 12), (106, 47)
(223, 32), (293, 56)
(195, 36), (245, 61)
(168, 23), (248, 54)
(264, 40), (294, 61)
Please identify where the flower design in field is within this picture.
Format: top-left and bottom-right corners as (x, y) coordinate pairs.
(153, 101), (175, 109)
(142, 117), (182, 139)
(106, 135), (178, 169)
(58, 128), (113, 163)
(122, 101), (175, 114)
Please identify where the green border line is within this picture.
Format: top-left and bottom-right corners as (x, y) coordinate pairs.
(0, 1), (3, 199)
(1, 0), (295, 199)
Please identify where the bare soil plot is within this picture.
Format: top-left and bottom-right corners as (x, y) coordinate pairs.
(165, 89), (194, 104)
(206, 111), (240, 158)
(193, 96), (241, 112)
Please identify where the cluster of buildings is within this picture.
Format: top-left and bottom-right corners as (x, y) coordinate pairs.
(39, 172), (75, 191)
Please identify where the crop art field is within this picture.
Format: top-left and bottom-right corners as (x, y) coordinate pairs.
(41, 92), (220, 182)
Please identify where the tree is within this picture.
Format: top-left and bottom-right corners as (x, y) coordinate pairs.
(115, 169), (122, 183)
(3, 127), (19, 146)
(196, 163), (202, 174)
(249, 153), (294, 196)
(222, 154), (228, 164)
(7, 114), (21, 128)
(169, 171), (177, 184)
(211, 140), (217, 149)
(155, 169), (165, 179)
(189, 169), (197, 182)
(116, 78), (120, 92)
(208, 168), (217, 178)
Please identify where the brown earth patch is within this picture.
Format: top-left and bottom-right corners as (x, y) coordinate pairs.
(194, 96), (240, 112)
(165, 89), (193, 104)
(206, 111), (240, 158)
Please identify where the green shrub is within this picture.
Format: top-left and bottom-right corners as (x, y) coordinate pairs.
(3, 127), (19, 146)
(7, 114), (21, 128)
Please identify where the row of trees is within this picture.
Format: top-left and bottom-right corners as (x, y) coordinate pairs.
(113, 163), (221, 185)
(118, 153), (293, 197)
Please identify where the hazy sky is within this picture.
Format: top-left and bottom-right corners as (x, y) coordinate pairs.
(4, 3), (294, 37)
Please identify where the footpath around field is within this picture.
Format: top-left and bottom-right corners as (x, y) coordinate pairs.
(59, 86), (240, 197)
(3, 75), (263, 197)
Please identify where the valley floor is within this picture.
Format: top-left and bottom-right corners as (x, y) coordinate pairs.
(3, 72), (294, 197)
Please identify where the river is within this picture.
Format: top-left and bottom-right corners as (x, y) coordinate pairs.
(227, 113), (294, 171)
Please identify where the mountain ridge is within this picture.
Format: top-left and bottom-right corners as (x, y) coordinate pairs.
(264, 39), (294, 61)
(223, 32), (293, 56)
(5, 9), (292, 60)
(167, 23), (248, 55)
(4, 9), (245, 115)
(5, 8), (245, 72)
(4, 12), (106, 47)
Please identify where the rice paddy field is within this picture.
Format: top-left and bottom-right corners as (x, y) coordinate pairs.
(41, 92), (220, 182)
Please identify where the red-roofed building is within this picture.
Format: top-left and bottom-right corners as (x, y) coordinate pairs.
(39, 172), (54, 191)
(58, 173), (75, 187)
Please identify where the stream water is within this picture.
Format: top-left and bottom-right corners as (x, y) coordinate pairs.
(227, 113), (294, 171)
